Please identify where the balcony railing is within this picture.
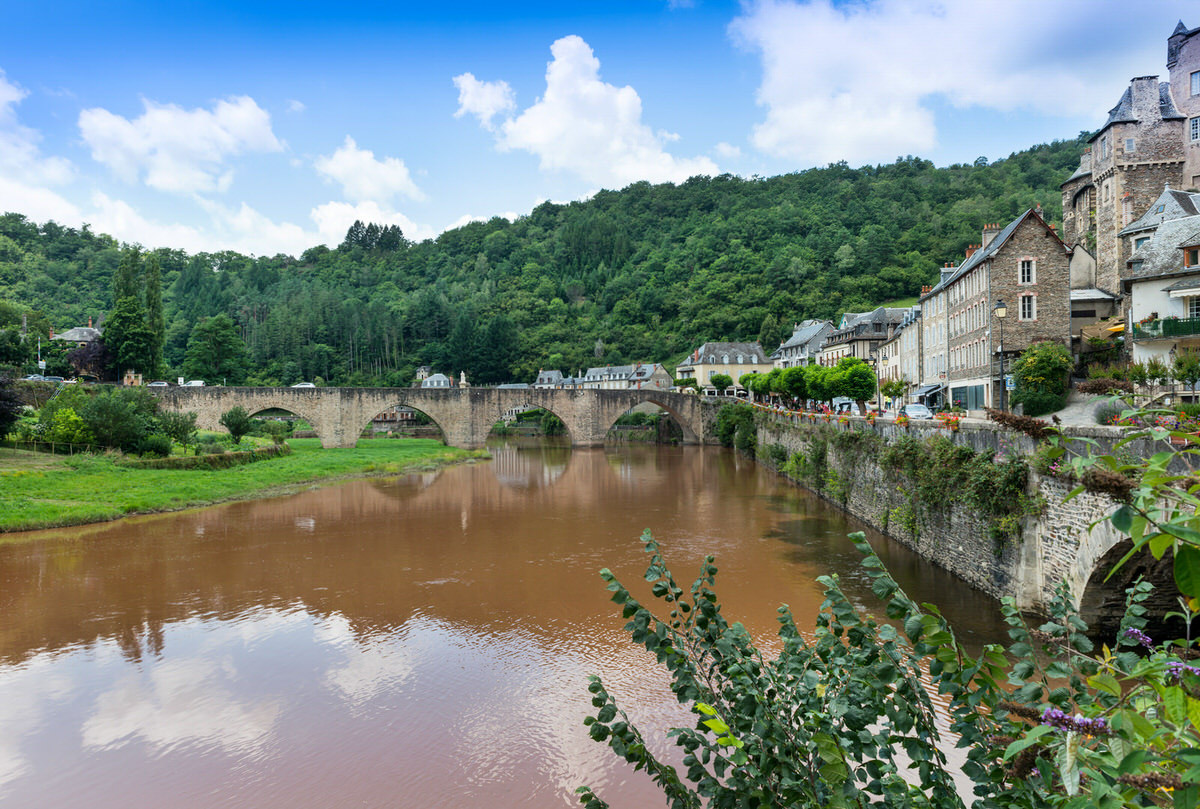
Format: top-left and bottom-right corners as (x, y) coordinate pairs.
(1132, 318), (1200, 340)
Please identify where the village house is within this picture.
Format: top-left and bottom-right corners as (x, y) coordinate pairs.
(816, 307), (908, 367)
(769, 319), (833, 369)
(1123, 207), (1200, 365)
(875, 306), (920, 404)
(675, 342), (771, 392)
(578, 363), (673, 391)
(1060, 21), (1200, 312)
(533, 369), (564, 389)
(420, 372), (453, 388)
(920, 210), (1071, 412)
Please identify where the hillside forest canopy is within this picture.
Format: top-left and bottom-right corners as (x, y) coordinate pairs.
(0, 137), (1084, 386)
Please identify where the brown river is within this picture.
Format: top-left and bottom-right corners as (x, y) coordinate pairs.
(0, 441), (1008, 808)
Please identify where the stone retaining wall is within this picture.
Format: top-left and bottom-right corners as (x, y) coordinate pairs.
(756, 414), (1145, 619)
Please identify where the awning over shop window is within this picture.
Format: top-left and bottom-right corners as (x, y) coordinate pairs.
(913, 384), (943, 398)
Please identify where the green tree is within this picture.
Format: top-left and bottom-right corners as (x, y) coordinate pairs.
(144, 253), (165, 375)
(780, 366), (807, 404)
(184, 314), (248, 383)
(0, 328), (31, 367)
(1011, 340), (1072, 416)
(219, 406), (253, 444)
(157, 410), (198, 451)
(710, 373), (732, 394)
(103, 296), (155, 376)
(80, 387), (156, 451)
(1171, 348), (1200, 393)
(112, 247), (142, 304)
(474, 314), (519, 385)
(0, 376), (22, 438)
(880, 377), (908, 406)
(829, 356), (876, 409)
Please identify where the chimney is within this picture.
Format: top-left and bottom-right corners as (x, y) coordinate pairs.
(1130, 75), (1161, 121)
(921, 285), (932, 295)
(88, 316), (93, 328)
(964, 244), (979, 260)
(1034, 203), (1043, 219)
(981, 223), (1003, 249)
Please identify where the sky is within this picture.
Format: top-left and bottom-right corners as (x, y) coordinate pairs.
(0, 0), (1195, 257)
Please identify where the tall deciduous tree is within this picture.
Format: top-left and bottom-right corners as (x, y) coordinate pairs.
(113, 248), (142, 305)
(184, 314), (248, 383)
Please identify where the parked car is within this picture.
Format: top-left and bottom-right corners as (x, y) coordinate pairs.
(43, 376), (64, 383)
(900, 403), (934, 419)
(21, 374), (45, 381)
(147, 381), (169, 387)
(182, 380), (205, 387)
(291, 382), (316, 388)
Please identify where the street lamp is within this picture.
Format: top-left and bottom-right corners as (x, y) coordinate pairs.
(993, 299), (1008, 411)
(880, 353), (889, 413)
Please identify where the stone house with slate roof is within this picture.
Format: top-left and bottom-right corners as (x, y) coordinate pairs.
(816, 307), (908, 367)
(578, 363), (672, 391)
(919, 210), (1070, 412)
(533, 369), (564, 389)
(876, 306), (921, 405)
(1124, 210), (1200, 365)
(1061, 21), (1200, 309)
(769, 319), (833, 369)
(675, 342), (771, 392)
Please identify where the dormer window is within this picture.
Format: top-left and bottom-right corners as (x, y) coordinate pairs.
(1186, 248), (1200, 268)
(1135, 236), (1150, 249)
(1156, 204), (1166, 214)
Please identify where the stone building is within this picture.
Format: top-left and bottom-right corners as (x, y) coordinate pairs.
(769, 319), (833, 368)
(578, 363), (673, 391)
(1061, 21), (1200, 307)
(876, 306), (921, 405)
(816, 307), (908, 367)
(921, 210), (1070, 412)
(675, 342), (771, 391)
(1123, 208), (1200, 365)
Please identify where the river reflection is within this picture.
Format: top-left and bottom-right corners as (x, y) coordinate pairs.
(0, 442), (1008, 808)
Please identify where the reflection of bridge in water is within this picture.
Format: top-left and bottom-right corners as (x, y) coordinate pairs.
(155, 387), (719, 449)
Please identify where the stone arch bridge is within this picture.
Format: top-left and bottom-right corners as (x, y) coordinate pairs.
(154, 387), (721, 449)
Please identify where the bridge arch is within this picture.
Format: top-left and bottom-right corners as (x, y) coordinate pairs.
(242, 400), (326, 441)
(604, 393), (703, 444)
(1077, 540), (1184, 640)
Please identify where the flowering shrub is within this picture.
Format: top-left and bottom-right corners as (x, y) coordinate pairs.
(935, 412), (961, 431)
(895, 413), (910, 426)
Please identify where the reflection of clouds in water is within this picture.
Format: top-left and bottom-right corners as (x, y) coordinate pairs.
(81, 654), (280, 755)
(0, 654), (77, 793)
(294, 515), (316, 532)
(324, 639), (414, 707)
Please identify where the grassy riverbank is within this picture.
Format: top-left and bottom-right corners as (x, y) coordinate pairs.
(0, 438), (484, 534)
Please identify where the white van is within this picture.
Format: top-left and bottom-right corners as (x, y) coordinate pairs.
(182, 380), (205, 387)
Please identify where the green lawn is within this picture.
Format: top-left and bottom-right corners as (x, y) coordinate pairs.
(0, 438), (483, 534)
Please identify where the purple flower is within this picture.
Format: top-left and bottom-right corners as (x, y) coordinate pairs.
(1121, 627), (1153, 648)
(1041, 707), (1111, 736)
(1166, 662), (1200, 683)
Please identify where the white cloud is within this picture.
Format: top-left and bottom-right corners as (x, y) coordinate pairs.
(714, 141), (742, 159)
(452, 73), (516, 131)
(88, 192), (209, 252)
(463, 35), (719, 188)
(314, 135), (424, 203)
(310, 200), (437, 245)
(0, 70), (74, 187)
(78, 95), (283, 193)
(287, 99), (306, 113)
(729, 0), (1167, 165)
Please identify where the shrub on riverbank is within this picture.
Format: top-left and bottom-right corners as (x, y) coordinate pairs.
(119, 443), (291, 470)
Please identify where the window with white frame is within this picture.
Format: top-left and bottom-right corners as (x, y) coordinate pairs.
(1125, 137), (1135, 152)
(1192, 117), (1200, 143)
(1020, 295), (1036, 321)
(1190, 297), (1200, 319)
(1193, 70), (1200, 96)
(1019, 259), (1035, 285)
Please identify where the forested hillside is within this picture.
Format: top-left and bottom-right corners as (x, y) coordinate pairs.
(0, 136), (1085, 386)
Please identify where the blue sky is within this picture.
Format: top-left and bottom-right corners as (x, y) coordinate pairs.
(0, 1), (1194, 256)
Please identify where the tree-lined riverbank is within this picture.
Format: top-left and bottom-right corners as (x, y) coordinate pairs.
(0, 438), (484, 534)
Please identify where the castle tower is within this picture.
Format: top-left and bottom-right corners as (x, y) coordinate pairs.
(1167, 21), (1200, 190)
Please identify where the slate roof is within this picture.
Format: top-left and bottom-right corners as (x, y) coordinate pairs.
(628, 363), (667, 382)
(52, 326), (102, 342)
(1123, 214), (1200, 281)
(534, 369), (563, 385)
(1161, 275), (1200, 293)
(584, 364), (635, 379)
(677, 342), (768, 369)
(920, 209), (1063, 302)
(775, 319), (832, 350)
(1090, 81), (1184, 141)
(1062, 151), (1092, 184)
(421, 373), (452, 387)
(1118, 187), (1200, 236)
(1070, 288), (1117, 301)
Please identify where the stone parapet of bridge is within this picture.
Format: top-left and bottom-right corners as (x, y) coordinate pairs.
(154, 387), (721, 450)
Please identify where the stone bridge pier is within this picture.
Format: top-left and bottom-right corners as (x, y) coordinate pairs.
(155, 387), (721, 450)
